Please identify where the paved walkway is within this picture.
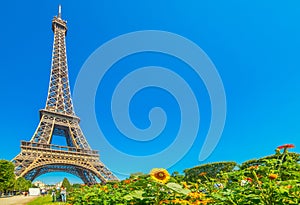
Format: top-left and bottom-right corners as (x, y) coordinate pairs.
(0, 195), (37, 205)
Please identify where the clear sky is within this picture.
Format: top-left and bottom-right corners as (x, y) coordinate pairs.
(0, 1), (300, 184)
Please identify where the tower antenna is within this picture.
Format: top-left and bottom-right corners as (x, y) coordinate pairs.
(58, 5), (62, 18)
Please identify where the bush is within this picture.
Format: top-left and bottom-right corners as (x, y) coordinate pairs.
(184, 161), (237, 182)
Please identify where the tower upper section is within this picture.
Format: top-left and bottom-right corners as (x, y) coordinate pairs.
(45, 5), (75, 116)
(52, 5), (67, 34)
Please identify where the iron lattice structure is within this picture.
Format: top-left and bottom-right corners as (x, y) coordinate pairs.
(12, 7), (118, 184)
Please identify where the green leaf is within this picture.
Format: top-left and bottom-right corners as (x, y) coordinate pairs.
(124, 190), (145, 201)
(166, 182), (190, 195)
(123, 195), (133, 201)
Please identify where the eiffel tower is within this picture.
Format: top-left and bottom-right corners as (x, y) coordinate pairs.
(12, 6), (118, 184)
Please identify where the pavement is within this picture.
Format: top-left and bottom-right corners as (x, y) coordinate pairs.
(0, 195), (38, 205)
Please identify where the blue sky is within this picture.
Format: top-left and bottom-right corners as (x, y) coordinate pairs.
(0, 1), (300, 184)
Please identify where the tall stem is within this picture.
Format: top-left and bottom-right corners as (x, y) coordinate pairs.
(154, 183), (160, 205)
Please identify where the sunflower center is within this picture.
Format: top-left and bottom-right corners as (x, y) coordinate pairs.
(155, 172), (166, 180)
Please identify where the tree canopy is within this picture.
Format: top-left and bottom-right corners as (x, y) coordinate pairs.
(62, 177), (71, 191)
(14, 177), (31, 191)
(0, 160), (16, 193)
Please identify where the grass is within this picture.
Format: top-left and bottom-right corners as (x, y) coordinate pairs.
(27, 195), (67, 205)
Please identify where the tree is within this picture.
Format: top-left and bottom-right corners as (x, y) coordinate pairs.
(72, 183), (82, 189)
(0, 160), (16, 195)
(62, 177), (71, 192)
(14, 177), (31, 192)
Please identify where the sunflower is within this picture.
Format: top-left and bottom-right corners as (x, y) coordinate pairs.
(150, 168), (170, 184)
(277, 144), (295, 149)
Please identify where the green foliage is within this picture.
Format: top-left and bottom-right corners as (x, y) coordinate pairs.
(184, 161), (237, 182)
(0, 160), (16, 193)
(166, 182), (190, 195)
(66, 145), (300, 204)
(68, 175), (196, 205)
(61, 177), (72, 192)
(72, 183), (82, 189)
(129, 172), (145, 178)
(14, 177), (32, 191)
(202, 148), (300, 204)
(240, 152), (300, 169)
(171, 171), (185, 183)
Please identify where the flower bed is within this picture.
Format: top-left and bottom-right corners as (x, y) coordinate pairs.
(68, 145), (300, 205)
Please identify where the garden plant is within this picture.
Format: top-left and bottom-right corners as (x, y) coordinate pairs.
(67, 144), (299, 205)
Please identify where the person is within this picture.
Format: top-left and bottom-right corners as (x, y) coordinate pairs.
(51, 189), (56, 202)
(41, 188), (46, 196)
(60, 186), (67, 202)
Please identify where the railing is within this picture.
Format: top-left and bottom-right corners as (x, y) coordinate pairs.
(20, 141), (99, 156)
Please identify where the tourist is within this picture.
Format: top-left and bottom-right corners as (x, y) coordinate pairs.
(41, 188), (46, 196)
(51, 189), (56, 202)
(60, 186), (67, 202)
